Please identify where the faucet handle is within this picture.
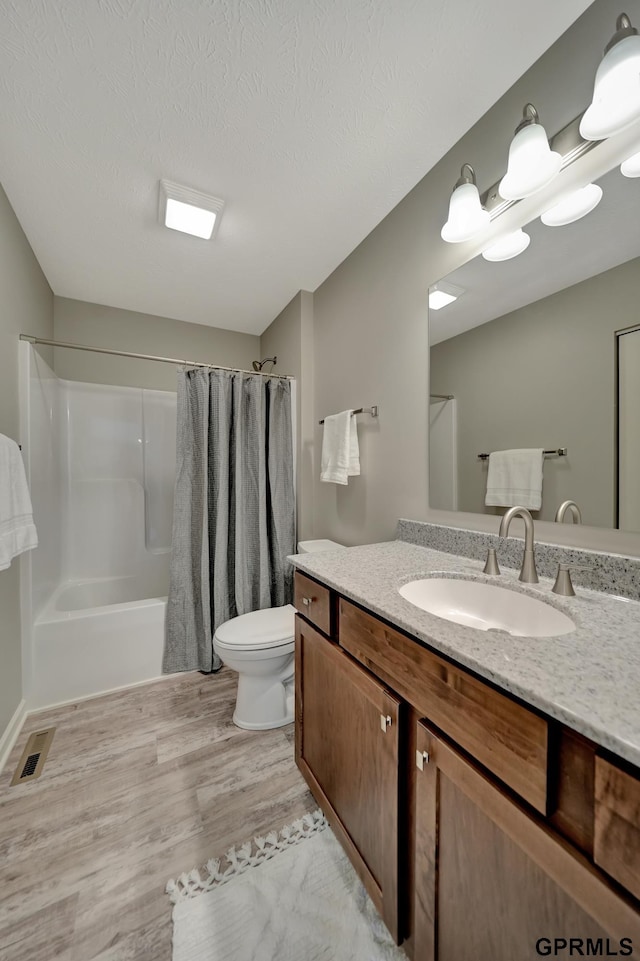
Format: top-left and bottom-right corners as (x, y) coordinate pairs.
(483, 547), (500, 575)
(551, 563), (590, 596)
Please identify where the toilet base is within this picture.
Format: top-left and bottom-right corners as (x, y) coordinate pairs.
(231, 670), (294, 731)
(232, 708), (294, 731)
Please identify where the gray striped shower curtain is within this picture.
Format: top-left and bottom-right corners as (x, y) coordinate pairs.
(163, 368), (295, 673)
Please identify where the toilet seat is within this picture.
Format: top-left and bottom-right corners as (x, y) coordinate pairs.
(214, 604), (295, 652)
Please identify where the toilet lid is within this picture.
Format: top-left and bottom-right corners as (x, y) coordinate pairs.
(214, 604), (296, 650)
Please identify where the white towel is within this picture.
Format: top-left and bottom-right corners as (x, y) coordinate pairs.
(0, 434), (38, 571)
(320, 410), (360, 485)
(485, 448), (544, 511)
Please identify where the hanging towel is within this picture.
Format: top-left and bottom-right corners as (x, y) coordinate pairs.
(0, 434), (38, 571)
(485, 448), (544, 511)
(320, 410), (360, 485)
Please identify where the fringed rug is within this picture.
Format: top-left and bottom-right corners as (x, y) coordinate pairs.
(166, 809), (406, 961)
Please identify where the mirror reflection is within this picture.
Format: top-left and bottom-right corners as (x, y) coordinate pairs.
(429, 163), (640, 531)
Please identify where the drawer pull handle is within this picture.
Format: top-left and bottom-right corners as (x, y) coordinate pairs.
(416, 750), (430, 770)
(380, 714), (392, 732)
(302, 596), (314, 607)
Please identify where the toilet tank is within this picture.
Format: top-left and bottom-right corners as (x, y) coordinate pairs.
(297, 539), (346, 553)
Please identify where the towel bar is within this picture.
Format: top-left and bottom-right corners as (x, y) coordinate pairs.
(319, 406), (378, 425)
(478, 447), (567, 460)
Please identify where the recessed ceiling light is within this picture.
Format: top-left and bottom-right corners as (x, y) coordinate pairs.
(158, 180), (224, 240)
(429, 282), (465, 310)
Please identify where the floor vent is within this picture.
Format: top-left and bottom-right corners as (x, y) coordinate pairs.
(11, 728), (55, 786)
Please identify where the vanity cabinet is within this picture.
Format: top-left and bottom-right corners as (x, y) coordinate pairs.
(293, 571), (640, 959)
(294, 614), (403, 941)
(339, 597), (549, 814)
(414, 723), (639, 960)
(594, 756), (640, 901)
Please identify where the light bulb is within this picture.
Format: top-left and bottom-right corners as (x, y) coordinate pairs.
(540, 183), (603, 226)
(580, 15), (640, 140)
(621, 148), (640, 177)
(441, 165), (490, 243)
(482, 229), (530, 262)
(499, 105), (561, 200)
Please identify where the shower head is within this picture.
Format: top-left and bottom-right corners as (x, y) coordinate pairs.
(252, 356), (277, 372)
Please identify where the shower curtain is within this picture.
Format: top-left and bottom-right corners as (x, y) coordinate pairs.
(163, 368), (295, 673)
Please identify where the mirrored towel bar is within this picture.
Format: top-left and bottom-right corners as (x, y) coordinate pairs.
(478, 447), (568, 460)
(319, 406), (378, 425)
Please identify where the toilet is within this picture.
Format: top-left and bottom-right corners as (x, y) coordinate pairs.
(213, 539), (345, 730)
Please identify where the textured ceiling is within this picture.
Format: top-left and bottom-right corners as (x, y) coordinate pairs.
(0, 0), (592, 334)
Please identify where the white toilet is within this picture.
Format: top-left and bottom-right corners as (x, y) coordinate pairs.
(213, 539), (345, 730)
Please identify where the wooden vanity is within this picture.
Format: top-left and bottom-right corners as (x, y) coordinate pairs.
(294, 569), (640, 959)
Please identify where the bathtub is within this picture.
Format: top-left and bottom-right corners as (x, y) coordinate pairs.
(31, 576), (168, 709)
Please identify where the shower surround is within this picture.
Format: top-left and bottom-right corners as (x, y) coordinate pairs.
(19, 344), (176, 709)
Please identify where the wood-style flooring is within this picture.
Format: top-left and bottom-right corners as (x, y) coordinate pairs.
(0, 670), (316, 961)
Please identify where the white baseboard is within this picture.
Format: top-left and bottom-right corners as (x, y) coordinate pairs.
(0, 699), (27, 775)
(29, 670), (183, 713)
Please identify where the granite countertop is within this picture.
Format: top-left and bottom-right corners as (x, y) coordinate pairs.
(289, 541), (640, 767)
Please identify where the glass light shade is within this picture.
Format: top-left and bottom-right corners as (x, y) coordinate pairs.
(540, 183), (603, 226)
(621, 148), (640, 176)
(482, 229), (530, 262)
(499, 124), (562, 200)
(580, 34), (640, 140)
(441, 182), (490, 243)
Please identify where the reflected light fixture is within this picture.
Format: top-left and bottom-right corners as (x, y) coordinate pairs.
(580, 13), (640, 141)
(499, 104), (562, 200)
(621, 147), (640, 176)
(428, 281), (465, 310)
(441, 164), (490, 243)
(540, 183), (603, 226)
(482, 229), (530, 262)
(159, 180), (224, 240)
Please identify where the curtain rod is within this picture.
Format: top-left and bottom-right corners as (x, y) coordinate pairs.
(19, 334), (295, 380)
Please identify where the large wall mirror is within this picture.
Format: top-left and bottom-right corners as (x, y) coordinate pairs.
(429, 161), (640, 532)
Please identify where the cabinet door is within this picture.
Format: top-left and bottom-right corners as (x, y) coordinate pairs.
(295, 614), (402, 942)
(413, 722), (640, 961)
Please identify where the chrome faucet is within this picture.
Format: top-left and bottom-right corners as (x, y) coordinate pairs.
(498, 506), (539, 584)
(555, 500), (582, 524)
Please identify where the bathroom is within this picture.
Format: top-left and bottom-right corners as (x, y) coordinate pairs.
(1, 0), (640, 958)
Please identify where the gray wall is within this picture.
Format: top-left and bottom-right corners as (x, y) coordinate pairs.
(0, 185), (53, 738)
(310, 0), (640, 556)
(54, 298), (260, 391)
(431, 259), (639, 527)
(260, 291), (315, 540)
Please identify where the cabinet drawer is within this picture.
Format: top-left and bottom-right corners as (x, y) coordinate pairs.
(595, 756), (640, 900)
(339, 599), (549, 814)
(294, 571), (332, 635)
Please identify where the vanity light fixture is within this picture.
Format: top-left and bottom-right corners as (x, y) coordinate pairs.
(481, 228), (530, 262)
(540, 183), (603, 226)
(580, 13), (640, 141)
(159, 180), (225, 240)
(498, 104), (562, 200)
(621, 147), (640, 176)
(428, 281), (465, 310)
(440, 164), (490, 243)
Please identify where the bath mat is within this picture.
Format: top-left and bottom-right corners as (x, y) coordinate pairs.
(166, 809), (405, 961)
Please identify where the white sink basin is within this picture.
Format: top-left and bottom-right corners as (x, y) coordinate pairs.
(398, 577), (575, 637)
